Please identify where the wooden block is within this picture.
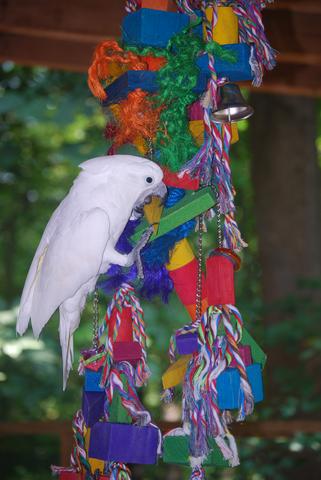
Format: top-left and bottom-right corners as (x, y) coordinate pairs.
(162, 168), (200, 190)
(163, 435), (229, 466)
(143, 196), (164, 234)
(196, 43), (253, 82)
(89, 422), (160, 464)
(242, 328), (267, 368)
(132, 187), (216, 242)
(204, 6), (239, 44)
(113, 341), (143, 364)
(103, 70), (208, 106)
(84, 368), (104, 392)
(122, 9), (189, 48)
(189, 119), (205, 146)
(84, 428), (105, 475)
(217, 363), (264, 409)
(167, 238), (195, 271)
(109, 374), (132, 424)
(162, 355), (191, 389)
(141, 0), (172, 11)
(82, 390), (106, 427)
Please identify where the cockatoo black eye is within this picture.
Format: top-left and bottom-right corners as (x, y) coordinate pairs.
(146, 177), (153, 184)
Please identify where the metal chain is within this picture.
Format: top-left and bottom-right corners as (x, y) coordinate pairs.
(215, 187), (223, 248)
(92, 289), (99, 351)
(195, 213), (204, 320)
(147, 137), (153, 161)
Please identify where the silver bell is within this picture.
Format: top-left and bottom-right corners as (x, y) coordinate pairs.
(212, 83), (254, 123)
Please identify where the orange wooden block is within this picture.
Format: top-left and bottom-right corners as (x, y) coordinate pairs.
(142, 0), (172, 11)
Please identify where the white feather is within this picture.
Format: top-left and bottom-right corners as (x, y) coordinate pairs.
(17, 154), (166, 388)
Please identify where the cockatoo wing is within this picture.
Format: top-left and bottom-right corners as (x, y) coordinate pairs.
(23, 207), (109, 338)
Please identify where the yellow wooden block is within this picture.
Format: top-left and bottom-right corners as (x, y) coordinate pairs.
(144, 196), (164, 233)
(231, 123), (239, 143)
(189, 120), (205, 147)
(167, 238), (195, 271)
(84, 427), (105, 474)
(162, 355), (191, 389)
(189, 120), (238, 145)
(133, 135), (148, 155)
(204, 6), (238, 45)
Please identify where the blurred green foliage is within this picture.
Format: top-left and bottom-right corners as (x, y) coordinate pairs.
(0, 63), (321, 480)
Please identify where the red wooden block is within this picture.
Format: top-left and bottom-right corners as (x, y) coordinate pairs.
(162, 168), (200, 190)
(141, 0), (173, 11)
(206, 249), (240, 306)
(113, 341), (143, 364)
(108, 307), (133, 341)
(188, 100), (204, 120)
(230, 344), (252, 367)
(169, 258), (207, 305)
(143, 55), (167, 70)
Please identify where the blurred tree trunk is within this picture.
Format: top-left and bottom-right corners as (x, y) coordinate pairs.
(249, 93), (321, 427)
(250, 93), (321, 308)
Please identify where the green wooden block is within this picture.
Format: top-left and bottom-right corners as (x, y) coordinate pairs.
(109, 374), (132, 424)
(132, 187), (216, 242)
(163, 435), (229, 467)
(242, 328), (267, 368)
(217, 321), (266, 368)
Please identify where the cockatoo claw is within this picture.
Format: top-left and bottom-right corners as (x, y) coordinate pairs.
(133, 225), (154, 279)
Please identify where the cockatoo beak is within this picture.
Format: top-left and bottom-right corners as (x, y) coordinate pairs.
(143, 182), (167, 234)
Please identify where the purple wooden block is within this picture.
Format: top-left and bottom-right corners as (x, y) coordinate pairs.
(89, 422), (159, 464)
(176, 332), (199, 355)
(113, 341), (142, 364)
(82, 390), (105, 427)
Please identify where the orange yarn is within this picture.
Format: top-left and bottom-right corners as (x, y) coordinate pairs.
(111, 89), (162, 150)
(88, 40), (147, 100)
(88, 40), (167, 101)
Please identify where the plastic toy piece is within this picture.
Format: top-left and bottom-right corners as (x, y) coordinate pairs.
(141, 0), (173, 10)
(113, 341), (143, 364)
(82, 390), (105, 427)
(122, 9), (189, 48)
(89, 422), (160, 464)
(162, 168), (200, 190)
(132, 187), (216, 242)
(206, 248), (240, 306)
(217, 363), (264, 410)
(204, 6), (239, 44)
(84, 368), (104, 392)
(196, 44), (253, 82)
(163, 435), (229, 466)
(162, 355), (191, 389)
(102, 71), (209, 106)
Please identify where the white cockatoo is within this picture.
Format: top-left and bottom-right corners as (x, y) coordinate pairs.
(17, 154), (167, 388)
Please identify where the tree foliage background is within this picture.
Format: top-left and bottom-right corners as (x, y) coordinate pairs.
(0, 62), (321, 480)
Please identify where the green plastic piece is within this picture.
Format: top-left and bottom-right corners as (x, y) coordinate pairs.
(109, 374), (132, 424)
(163, 435), (229, 467)
(132, 187), (216, 242)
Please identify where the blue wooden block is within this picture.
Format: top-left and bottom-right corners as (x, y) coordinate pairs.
(196, 44), (253, 82)
(82, 390), (106, 427)
(122, 8), (190, 48)
(84, 368), (104, 392)
(217, 363), (263, 410)
(103, 70), (208, 106)
(102, 71), (158, 106)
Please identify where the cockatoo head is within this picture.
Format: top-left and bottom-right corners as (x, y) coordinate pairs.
(79, 155), (167, 217)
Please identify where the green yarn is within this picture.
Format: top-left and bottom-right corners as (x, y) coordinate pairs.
(123, 26), (237, 171)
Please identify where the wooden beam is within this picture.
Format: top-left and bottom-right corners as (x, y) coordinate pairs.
(0, 0), (320, 96)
